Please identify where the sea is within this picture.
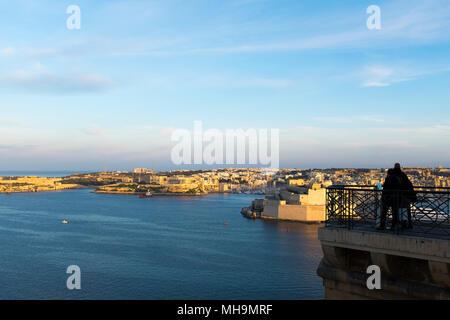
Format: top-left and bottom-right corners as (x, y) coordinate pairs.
(0, 171), (324, 299)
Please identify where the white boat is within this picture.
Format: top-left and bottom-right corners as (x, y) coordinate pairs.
(139, 191), (153, 198)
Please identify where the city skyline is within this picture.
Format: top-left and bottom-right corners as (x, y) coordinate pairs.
(1, 0), (449, 170)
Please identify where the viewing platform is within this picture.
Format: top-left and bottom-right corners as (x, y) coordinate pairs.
(317, 185), (450, 299)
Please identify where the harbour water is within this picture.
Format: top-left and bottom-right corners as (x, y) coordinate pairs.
(0, 189), (324, 299)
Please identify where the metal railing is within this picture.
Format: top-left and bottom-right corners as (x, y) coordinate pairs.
(325, 185), (450, 238)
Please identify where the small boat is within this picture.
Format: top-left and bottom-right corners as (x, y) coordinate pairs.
(62, 220), (69, 224)
(139, 191), (153, 198)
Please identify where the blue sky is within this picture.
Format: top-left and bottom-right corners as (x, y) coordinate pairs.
(0, 0), (449, 170)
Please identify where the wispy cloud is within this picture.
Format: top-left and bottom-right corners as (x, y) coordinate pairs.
(0, 47), (15, 56)
(235, 77), (292, 88)
(359, 62), (450, 87)
(0, 118), (27, 127)
(0, 64), (114, 93)
(361, 66), (399, 87)
(142, 74), (292, 89)
(226, 0), (269, 8)
(279, 122), (450, 167)
(2, 0), (446, 59)
(314, 115), (386, 124)
(418, 125), (450, 135)
(117, 0), (450, 56)
(81, 124), (107, 136)
(362, 81), (391, 88)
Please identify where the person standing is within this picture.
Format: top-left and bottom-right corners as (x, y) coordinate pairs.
(377, 169), (399, 230)
(377, 163), (415, 231)
(392, 163), (416, 229)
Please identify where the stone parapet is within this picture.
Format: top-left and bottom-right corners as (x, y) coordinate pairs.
(317, 227), (450, 299)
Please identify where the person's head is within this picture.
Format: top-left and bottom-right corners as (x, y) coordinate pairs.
(387, 168), (394, 175)
(394, 163), (401, 170)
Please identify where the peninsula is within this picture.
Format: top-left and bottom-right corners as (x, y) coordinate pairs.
(1, 167), (448, 196)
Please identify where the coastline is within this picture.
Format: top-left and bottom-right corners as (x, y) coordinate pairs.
(0, 185), (82, 194)
(92, 190), (208, 196)
(0, 187), (265, 197)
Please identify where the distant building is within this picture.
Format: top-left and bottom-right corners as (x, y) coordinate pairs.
(289, 179), (305, 186)
(256, 184), (326, 222)
(133, 168), (153, 174)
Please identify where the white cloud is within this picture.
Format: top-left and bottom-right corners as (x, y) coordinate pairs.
(0, 64), (114, 93)
(362, 81), (391, 88)
(361, 66), (397, 87)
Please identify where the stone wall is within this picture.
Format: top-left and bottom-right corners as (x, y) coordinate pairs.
(262, 199), (325, 222)
(317, 227), (450, 299)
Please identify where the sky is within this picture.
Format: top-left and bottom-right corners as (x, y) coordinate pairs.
(0, 0), (449, 171)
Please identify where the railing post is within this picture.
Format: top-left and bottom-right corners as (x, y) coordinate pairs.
(347, 189), (351, 230)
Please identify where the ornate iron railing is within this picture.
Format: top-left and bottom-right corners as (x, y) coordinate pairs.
(326, 185), (450, 238)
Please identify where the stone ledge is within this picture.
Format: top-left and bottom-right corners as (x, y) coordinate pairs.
(317, 259), (450, 300)
(319, 227), (450, 264)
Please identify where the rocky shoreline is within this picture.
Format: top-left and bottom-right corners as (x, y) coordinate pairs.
(240, 199), (265, 219)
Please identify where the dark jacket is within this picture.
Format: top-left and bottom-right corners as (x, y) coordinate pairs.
(383, 169), (401, 190)
(382, 168), (417, 205)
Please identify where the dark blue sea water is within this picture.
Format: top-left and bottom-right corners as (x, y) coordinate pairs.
(0, 190), (324, 299)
